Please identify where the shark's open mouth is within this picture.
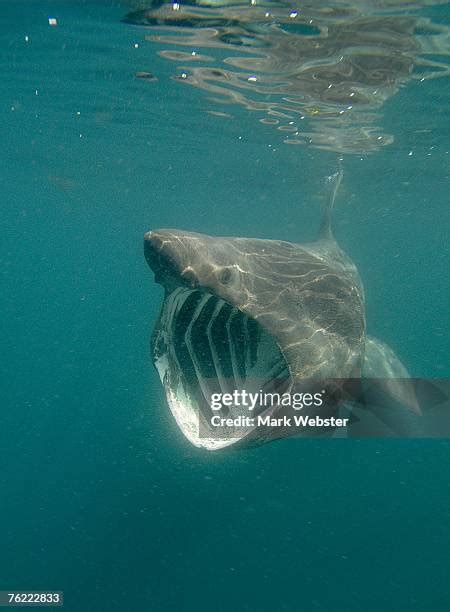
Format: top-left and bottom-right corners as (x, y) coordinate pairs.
(152, 285), (291, 450)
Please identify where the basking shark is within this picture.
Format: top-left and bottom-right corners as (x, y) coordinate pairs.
(144, 169), (419, 449)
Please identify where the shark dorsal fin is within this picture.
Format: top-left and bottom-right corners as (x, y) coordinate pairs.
(318, 162), (343, 241)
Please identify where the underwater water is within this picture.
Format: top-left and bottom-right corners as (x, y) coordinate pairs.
(1, 0), (449, 610)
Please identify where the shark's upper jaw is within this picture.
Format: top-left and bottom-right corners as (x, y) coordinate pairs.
(145, 230), (291, 450)
(144, 230), (197, 292)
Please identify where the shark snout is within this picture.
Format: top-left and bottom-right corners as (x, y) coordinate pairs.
(144, 229), (202, 289)
(144, 230), (173, 255)
(144, 229), (182, 283)
(144, 229), (184, 264)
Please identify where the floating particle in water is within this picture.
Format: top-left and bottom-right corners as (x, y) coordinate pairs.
(135, 71), (158, 82)
(48, 17), (57, 26)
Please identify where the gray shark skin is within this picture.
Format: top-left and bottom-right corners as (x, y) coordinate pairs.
(144, 171), (419, 449)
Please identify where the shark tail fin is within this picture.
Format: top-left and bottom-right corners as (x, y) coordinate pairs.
(319, 160), (343, 241)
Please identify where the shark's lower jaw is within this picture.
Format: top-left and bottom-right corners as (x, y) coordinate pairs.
(152, 286), (291, 450)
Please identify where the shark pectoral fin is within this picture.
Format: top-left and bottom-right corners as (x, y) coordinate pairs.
(362, 336), (421, 415)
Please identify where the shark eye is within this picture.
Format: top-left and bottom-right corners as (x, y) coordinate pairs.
(217, 267), (233, 285)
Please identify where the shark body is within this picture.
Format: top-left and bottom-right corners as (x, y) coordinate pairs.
(145, 170), (419, 449)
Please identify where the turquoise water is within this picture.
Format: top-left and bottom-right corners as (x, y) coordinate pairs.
(1, 1), (449, 610)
